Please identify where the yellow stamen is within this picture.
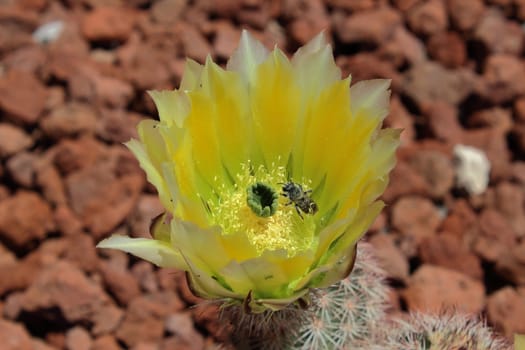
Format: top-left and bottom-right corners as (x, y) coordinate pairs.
(207, 163), (316, 256)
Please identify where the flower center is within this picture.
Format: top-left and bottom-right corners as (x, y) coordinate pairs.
(246, 182), (279, 217)
(207, 162), (316, 256)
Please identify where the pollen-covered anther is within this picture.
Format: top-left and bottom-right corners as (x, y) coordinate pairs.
(246, 182), (279, 217)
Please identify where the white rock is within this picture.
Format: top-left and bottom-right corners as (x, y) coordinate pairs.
(453, 144), (491, 195)
(32, 21), (64, 44)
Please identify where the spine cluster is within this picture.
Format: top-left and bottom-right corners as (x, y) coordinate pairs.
(220, 242), (510, 350)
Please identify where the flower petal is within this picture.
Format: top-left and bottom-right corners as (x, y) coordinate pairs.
(251, 49), (301, 167)
(180, 58), (204, 91)
(97, 235), (185, 268)
(147, 89), (190, 127)
(226, 30), (269, 86)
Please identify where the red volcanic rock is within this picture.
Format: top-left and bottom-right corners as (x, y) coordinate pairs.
(0, 191), (54, 249)
(164, 313), (205, 350)
(65, 327), (92, 350)
(401, 265), (485, 314)
(512, 124), (525, 158)
(487, 287), (525, 337)
(403, 62), (477, 109)
(446, 0), (485, 31)
(481, 54), (525, 104)
(36, 160), (68, 206)
(53, 205), (83, 237)
(151, 0), (187, 24)
(116, 293), (185, 347)
(406, 0), (448, 36)
(127, 195), (164, 238)
(385, 96), (415, 146)
(176, 23), (212, 63)
(462, 127), (511, 181)
(474, 8), (523, 55)
(0, 70), (47, 125)
(495, 240), (525, 285)
(286, 0), (330, 45)
(0, 319), (33, 350)
(0, 252), (51, 296)
(6, 152), (39, 188)
(467, 108), (513, 134)
(422, 102), (463, 144)
(368, 233), (409, 282)
(472, 209), (516, 262)
(213, 21), (241, 59)
(419, 234), (483, 279)
(391, 196), (442, 249)
(40, 102), (98, 139)
(427, 32), (466, 68)
(334, 6), (401, 45)
(489, 182), (525, 238)
(0, 123), (33, 158)
(14, 261), (113, 324)
(92, 335), (121, 350)
(408, 150), (454, 199)
(382, 161), (429, 203)
(336, 53), (401, 89)
(81, 7), (136, 42)
(379, 26), (426, 67)
(99, 260), (141, 306)
(439, 199), (477, 239)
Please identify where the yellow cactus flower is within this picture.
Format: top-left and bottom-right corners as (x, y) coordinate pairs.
(97, 31), (400, 313)
(516, 334), (525, 350)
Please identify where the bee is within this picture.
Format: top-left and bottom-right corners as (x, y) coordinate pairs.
(280, 182), (318, 219)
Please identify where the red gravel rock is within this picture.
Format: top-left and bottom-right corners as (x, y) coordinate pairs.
(489, 182), (525, 238)
(401, 264), (485, 314)
(92, 336), (121, 350)
(385, 96), (415, 146)
(51, 136), (103, 176)
(40, 102), (98, 139)
(419, 234), (483, 279)
(391, 196), (442, 251)
(368, 233), (409, 282)
(150, 0), (187, 24)
(65, 327), (92, 350)
(176, 22), (212, 63)
(406, 0), (448, 36)
(462, 127), (511, 181)
(286, 0), (330, 45)
(403, 62), (477, 110)
(337, 53), (401, 89)
(0, 69), (47, 125)
(382, 161), (429, 203)
(408, 150), (454, 199)
(422, 102), (463, 144)
(131, 261), (159, 293)
(446, 0), (484, 31)
(472, 209), (517, 262)
(487, 287), (525, 337)
(81, 6), (136, 42)
(14, 261), (114, 325)
(379, 26), (426, 68)
(5, 152), (39, 187)
(334, 6), (401, 45)
(53, 205), (83, 237)
(99, 260), (142, 306)
(481, 54), (525, 105)
(439, 199), (477, 238)
(127, 195), (164, 238)
(0, 191), (54, 249)
(0, 123), (33, 158)
(495, 240), (525, 285)
(467, 108), (513, 134)
(474, 8), (523, 55)
(427, 32), (466, 68)
(0, 319), (33, 350)
(116, 292), (185, 347)
(165, 313), (205, 349)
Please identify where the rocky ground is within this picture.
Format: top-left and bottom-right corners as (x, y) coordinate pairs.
(1, 0), (525, 349)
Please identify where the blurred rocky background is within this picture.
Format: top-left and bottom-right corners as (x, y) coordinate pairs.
(0, 0), (525, 349)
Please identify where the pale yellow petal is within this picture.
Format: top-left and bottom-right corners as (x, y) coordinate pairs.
(515, 334), (525, 350)
(97, 235), (185, 269)
(147, 90), (190, 127)
(226, 30), (269, 86)
(180, 58), (204, 91)
(251, 49), (301, 167)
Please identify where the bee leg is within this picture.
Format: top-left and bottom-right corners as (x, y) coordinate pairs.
(295, 205), (304, 220)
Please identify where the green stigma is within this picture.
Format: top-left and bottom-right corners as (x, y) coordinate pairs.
(246, 182), (279, 217)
